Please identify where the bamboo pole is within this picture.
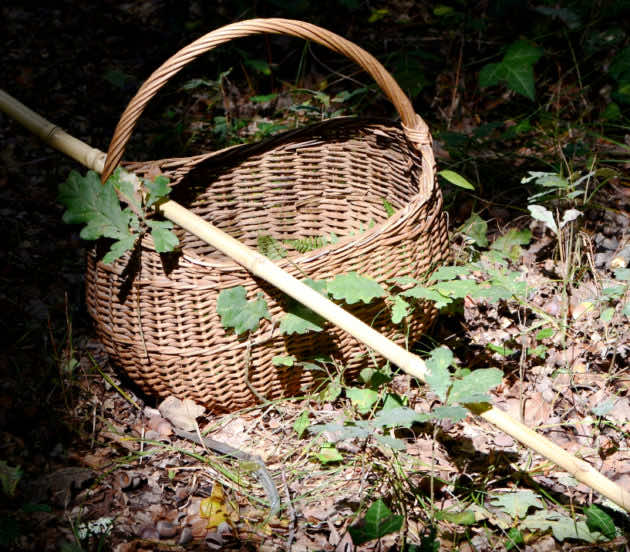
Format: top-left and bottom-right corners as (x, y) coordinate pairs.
(1, 89), (628, 512)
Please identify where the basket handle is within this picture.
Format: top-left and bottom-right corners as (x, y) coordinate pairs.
(101, 18), (434, 184)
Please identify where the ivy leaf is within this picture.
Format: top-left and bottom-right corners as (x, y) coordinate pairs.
(58, 170), (134, 241)
(584, 505), (616, 540)
(280, 279), (327, 335)
(391, 295), (410, 324)
(425, 347), (453, 402)
(346, 388), (379, 415)
(479, 62), (508, 88)
(216, 286), (271, 335)
(349, 499), (403, 545)
(490, 491), (544, 519)
(147, 219), (179, 253)
(327, 272), (385, 304)
(502, 41), (544, 100)
(448, 368), (503, 405)
(479, 40), (543, 100)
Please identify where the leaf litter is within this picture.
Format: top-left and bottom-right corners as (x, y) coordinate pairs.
(3, 3), (630, 551)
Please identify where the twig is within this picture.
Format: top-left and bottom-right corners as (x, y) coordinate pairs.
(172, 427), (281, 515)
(282, 470), (296, 550)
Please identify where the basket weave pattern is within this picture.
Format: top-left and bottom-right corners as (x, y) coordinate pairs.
(87, 19), (449, 412)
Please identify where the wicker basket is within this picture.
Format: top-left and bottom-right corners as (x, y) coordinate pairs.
(87, 19), (449, 412)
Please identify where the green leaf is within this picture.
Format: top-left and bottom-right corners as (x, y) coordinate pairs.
(431, 265), (472, 281)
(528, 204), (558, 235)
(319, 380), (342, 402)
(490, 228), (532, 260)
(391, 295), (410, 324)
(623, 302), (630, 317)
(438, 170), (475, 190)
(147, 219), (179, 253)
(504, 40), (544, 67)
(592, 399), (615, 417)
(243, 57), (271, 75)
(58, 170), (134, 242)
(425, 347), (453, 402)
(614, 268), (630, 281)
(536, 328), (554, 340)
(382, 198), (395, 217)
(251, 93), (278, 103)
(349, 499), (403, 545)
(448, 368), (503, 405)
(216, 287), (271, 335)
(102, 235), (136, 264)
(502, 41), (543, 100)
(435, 510), (476, 525)
(479, 62), (508, 88)
(436, 279), (478, 299)
(401, 286), (451, 309)
(490, 491), (544, 519)
(487, 343), (518, 357)
(584, 505), (616, 539)
(480, 41), (542, 100)
(316, 443), (343, 464)
(609, 46), (630, 82)
(600, 307), (615, 323)
(430, 405), (468, 422)
(0, 462), (22, 497)
(461, 213), (489, 247)
(327, 272), (385, 304)
(293, 410), (310, 438)
(280, 279), (327, 335)
(144, 175), (172, 207)
(272, 355), (296, 367)
(506, 528), (524, 551)
(520, 511), (599, 542)
(373, 434), (407, 450)
(372, 407), (430, 428)
(110, 167), (142, 214)
(257, 235), (288, 260)
(346, 388), (379, 415)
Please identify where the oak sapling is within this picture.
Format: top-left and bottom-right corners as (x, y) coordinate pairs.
(58, 168), (179, 264)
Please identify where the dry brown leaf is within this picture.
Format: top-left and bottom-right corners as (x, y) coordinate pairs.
(158, 396), (205, 431)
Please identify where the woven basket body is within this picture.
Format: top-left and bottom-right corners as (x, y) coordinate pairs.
(89, 20), (449, 412)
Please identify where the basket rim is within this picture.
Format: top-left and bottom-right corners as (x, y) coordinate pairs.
(112, 117), (441, 273)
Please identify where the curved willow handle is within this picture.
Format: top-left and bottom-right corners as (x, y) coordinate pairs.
(101, 18), (433, 183)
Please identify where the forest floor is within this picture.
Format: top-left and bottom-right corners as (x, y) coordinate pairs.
(1, 2), (630, 551)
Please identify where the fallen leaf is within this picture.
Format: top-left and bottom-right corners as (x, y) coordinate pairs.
(158, 396), (205, 431)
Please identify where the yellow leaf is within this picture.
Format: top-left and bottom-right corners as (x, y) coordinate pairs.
(199, 483), (229, 529)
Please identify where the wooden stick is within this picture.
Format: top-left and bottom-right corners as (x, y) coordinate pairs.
(1, 88), (628, 512)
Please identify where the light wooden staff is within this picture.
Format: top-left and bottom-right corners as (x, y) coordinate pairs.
(1, 87), (628, 513)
